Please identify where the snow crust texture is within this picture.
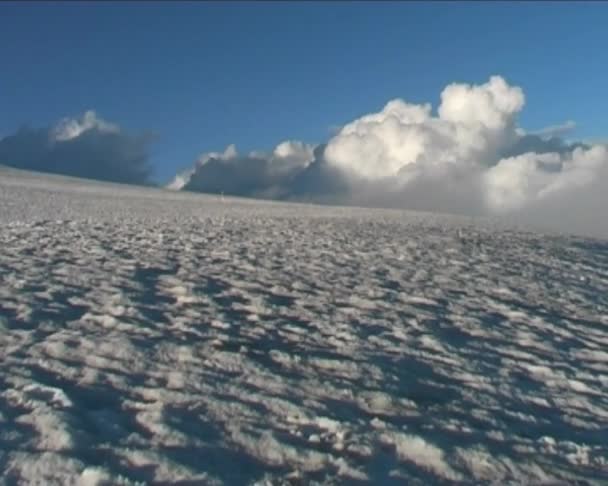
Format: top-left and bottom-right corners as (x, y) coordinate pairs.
(1, 167), (607, 485)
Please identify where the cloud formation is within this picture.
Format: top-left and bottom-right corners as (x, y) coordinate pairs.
(0, 111), (154, 185)
(325, 76), (524, 181)
(531, 120), (576, 139)
(175, 75), (608, 236)
(172, 141), (318, 199)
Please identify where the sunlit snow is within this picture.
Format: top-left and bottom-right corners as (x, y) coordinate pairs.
(1, 166), (607, 485)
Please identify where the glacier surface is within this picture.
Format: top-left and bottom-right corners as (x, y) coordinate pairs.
(0, 166), (607, 485)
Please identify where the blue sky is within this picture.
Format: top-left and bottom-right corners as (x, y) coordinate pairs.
(1, 1), (607, 183)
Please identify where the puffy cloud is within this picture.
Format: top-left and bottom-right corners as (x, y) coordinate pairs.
(167, 144), (238, 191)
(51, 110), (119, 142)
(438, 75), (524, 129)
(178, 140), (316, 199)
(324, 76), (525, 181)
(0, 111), (154, 185)
(484, 145), (608, 212)
(531, 120), (576, 139)
(174, 75), (608, 236)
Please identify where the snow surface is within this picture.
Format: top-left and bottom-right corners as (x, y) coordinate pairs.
(1, 165), (607, 485)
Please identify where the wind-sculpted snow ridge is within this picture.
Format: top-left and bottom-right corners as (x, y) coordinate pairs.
(0, 168), (607, 485)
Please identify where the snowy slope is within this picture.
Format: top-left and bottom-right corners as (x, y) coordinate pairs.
(0, 166), (607, 485)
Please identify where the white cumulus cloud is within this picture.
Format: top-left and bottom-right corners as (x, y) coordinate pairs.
(324, 76), (525, 181)
(484, 145), (608, 212)
(174, 141), (317, 199)
(172, 74), (608, 237)
(51, 110), (119, 142)
(0, 111), (154, 185)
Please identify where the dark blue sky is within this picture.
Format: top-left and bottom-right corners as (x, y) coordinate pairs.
(1, 1), (607, 183)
